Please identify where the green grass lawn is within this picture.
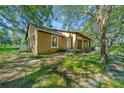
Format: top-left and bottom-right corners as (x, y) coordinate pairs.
(0, 47), (124, 88)
(0, 47), (19, 66)
(0, 47), (33, 67)
(0, 47), (19, 54)
(59, 52), (124, 88)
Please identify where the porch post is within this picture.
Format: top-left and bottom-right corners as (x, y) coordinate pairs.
(84, 40), (86, 50)
(72, 33), (77, 50)
(75, 33), (77, 50)
(89, 41), (90, 49)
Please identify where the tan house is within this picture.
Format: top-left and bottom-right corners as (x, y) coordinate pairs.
(26, 24), (92, 55)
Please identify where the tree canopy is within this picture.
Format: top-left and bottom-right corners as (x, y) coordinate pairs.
(0, 5), (53, 45)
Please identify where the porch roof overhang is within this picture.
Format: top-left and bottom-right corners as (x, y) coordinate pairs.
(75, 32), (92, 41)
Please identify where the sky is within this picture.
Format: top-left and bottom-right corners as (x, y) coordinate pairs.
(51, 20), (63, 29)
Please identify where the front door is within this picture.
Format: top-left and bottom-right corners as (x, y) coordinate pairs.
(77, 39), (82, 49)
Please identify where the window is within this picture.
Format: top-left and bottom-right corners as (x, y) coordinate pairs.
(51, 35), (58, 48)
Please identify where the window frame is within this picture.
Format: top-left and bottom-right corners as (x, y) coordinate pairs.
(51, 35), (58, 48)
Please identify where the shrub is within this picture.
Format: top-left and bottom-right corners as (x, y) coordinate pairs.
(57, 48), (67, 52)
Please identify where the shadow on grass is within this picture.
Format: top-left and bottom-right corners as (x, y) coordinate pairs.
(0, 62), (80, 88)
(1, 52), (123, 88)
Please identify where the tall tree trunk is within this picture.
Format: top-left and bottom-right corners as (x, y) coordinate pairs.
(100, 32), (107, 63)
(100, 28), (107, 63)
(95, 5), (112, 64)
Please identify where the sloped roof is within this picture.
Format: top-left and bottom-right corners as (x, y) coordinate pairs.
(36, 27), (65, 37)
(26, 24), (92, 40)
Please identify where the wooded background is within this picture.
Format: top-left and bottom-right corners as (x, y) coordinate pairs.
(0, 5), (124, 63)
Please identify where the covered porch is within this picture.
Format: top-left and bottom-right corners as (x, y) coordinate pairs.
(66, 33), (91, 51)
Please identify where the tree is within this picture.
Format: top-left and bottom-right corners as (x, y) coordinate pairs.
(0, 5), (53, 45)
(53, 5), (114, 63)
(53, 6), (87, 30)
(94, 6), (112, 63)
(106, 6), (124, 49)
(79, 18), (100, 48)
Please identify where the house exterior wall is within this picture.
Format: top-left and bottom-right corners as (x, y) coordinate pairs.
(59, 35), (67, 49)
(37, 31), (67, 54)
(60, 32), (71, 49)
(60, 32), (77, 49)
